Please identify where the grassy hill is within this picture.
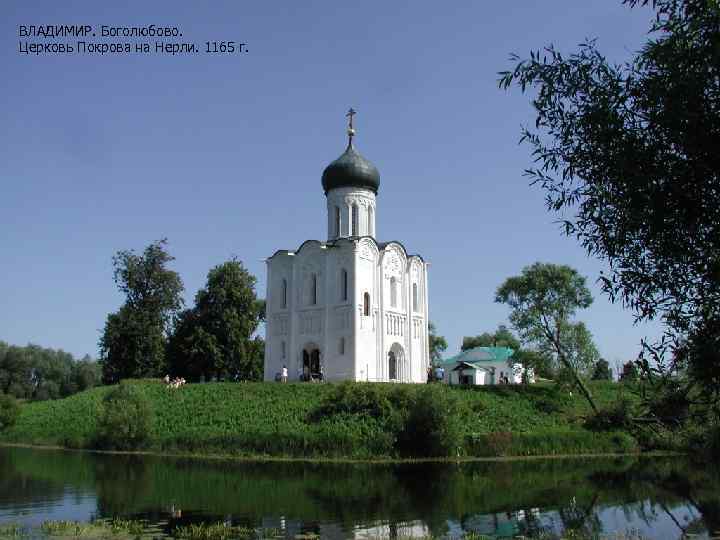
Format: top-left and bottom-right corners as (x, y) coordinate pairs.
(0, 380), (639, 459)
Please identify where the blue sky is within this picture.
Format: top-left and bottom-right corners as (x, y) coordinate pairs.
(1, 1), (661, 371)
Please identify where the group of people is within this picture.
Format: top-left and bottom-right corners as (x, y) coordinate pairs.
(163, 375), (187, 389)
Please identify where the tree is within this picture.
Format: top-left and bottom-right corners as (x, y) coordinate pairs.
(0, 341), (100, 400)
(555, 322), (601, 379)
(461, 325), (520, 351)
(167, 260), (265, 381)
(495, 262), (599, 411)
(428, 322), (448, 365)
(100, 239), (184, 383)
(499, 0), (720, 408)
(0, 393), (20, 431)
(620, 361), (640, 382)
(592, 359), (613, 381)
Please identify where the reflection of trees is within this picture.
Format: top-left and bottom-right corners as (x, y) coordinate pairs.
(2, 446), (720, 539)
(0, 449), (67, 507)
(557, 494), (603, 538)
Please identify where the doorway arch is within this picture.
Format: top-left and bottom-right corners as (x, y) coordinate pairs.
(387, 342), (406, 382)
(301, 342), (321, 381)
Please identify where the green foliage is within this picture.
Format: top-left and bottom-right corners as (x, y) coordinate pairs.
(172, 522), (274, 539)
(620, 361), (639, 382)
(461, 324), (521, 352)
(167, 260), (265, 382)
(467, 429), (638, 457)
(428, 321), (448, 365)
(100, 239), (184, 383)
(1, 380), (639, 458)
(499, 0), (720, 412)
(495, 263), (599, 411)
(0, 341), (100, 401)
(397, 385), (466, 457)
(96, 382), (154, 450)
(591, 359), (612, 381)
(0, 393), (20, 430)
(584, 399), (634, 432)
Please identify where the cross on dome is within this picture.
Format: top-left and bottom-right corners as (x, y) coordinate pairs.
(346, 107), (356, 146)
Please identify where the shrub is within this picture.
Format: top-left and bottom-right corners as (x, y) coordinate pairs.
(585, 399), (634, 432)
(95, 382), (154, 450)
(0, 393), (20, 431)
(396, 385), (466, 457)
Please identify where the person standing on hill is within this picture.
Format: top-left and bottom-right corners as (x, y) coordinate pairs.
(281, 365), (288, 383)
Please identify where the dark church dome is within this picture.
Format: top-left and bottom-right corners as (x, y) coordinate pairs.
(321, 143), (380, 194)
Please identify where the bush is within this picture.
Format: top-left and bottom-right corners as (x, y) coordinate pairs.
(0, 393), (20, 431)
(532, 386), (572, 414)
(95, 382), (154, 450)
(585, 399), (634, 432)
(397, 385), (466, 457)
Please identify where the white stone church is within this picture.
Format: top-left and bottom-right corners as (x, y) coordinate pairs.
(263, 110), (430, 383)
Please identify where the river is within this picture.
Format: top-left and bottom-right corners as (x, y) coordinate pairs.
(0, 446), (718, 539)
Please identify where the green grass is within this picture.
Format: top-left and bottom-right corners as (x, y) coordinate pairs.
(0, 379), (639, 459)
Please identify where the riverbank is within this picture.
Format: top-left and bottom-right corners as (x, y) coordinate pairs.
(0, 379), (641, 459)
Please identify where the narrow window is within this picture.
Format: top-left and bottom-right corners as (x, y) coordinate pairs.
(282, 279), (287, 309)
(334, 206), (341, 237)
(311, 273), (317, 305)
(412, 283), (418, 312)
(368, 206), (374, 236)
(351, 204), (359, 236)
(390, 277), (397, 308)
(341, 269), (348, 301)
(281, 341), (286, 359)
(339, 337), (345, 355)
(363, 292), (370, 316)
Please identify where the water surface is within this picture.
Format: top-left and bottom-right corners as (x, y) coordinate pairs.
(1, 446), (718, 539)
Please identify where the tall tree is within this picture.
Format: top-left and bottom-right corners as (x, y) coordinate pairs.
(428, 322), (448, 365)
(499, 0), (720, 409)
(167, 260), (265, 381)
(100, 239), (184, 383)
(591, 358), (613, 381)
(495, 262), (599, 411)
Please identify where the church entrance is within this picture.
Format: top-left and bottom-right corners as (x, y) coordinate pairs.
(387, 343), (405, 382)
(302, 344), (321, 381)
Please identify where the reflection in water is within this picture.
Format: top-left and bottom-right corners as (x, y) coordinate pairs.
(0, 446), (717, 539)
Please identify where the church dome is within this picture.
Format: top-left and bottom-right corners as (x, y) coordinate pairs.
(321, 143), (380, 194)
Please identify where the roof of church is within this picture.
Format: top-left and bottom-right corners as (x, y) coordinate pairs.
(321, 143), (380, 194)
(439, 346), (515, 367)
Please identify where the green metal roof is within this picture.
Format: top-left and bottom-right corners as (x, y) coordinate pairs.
(439, 346), (515, 367)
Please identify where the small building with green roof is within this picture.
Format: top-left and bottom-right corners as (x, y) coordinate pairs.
(436, 346), (534, 386)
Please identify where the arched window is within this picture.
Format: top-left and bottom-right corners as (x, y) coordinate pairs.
(388, 351), (397, 380)
(334, 206), (341, 237)
(311, 273), (317, 305)
(412, 283), (418, 312)
(351, 204), (359, 236)
(390, 277), (398, 308)
(368, 206), (374, 236)
(281, 279), (287, 309)
(363, 292), (370, 316)
(341, 269), (348, 301)
(339, 337), (345, 355)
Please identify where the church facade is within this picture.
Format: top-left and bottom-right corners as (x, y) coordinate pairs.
(263, 111), (430, 383)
